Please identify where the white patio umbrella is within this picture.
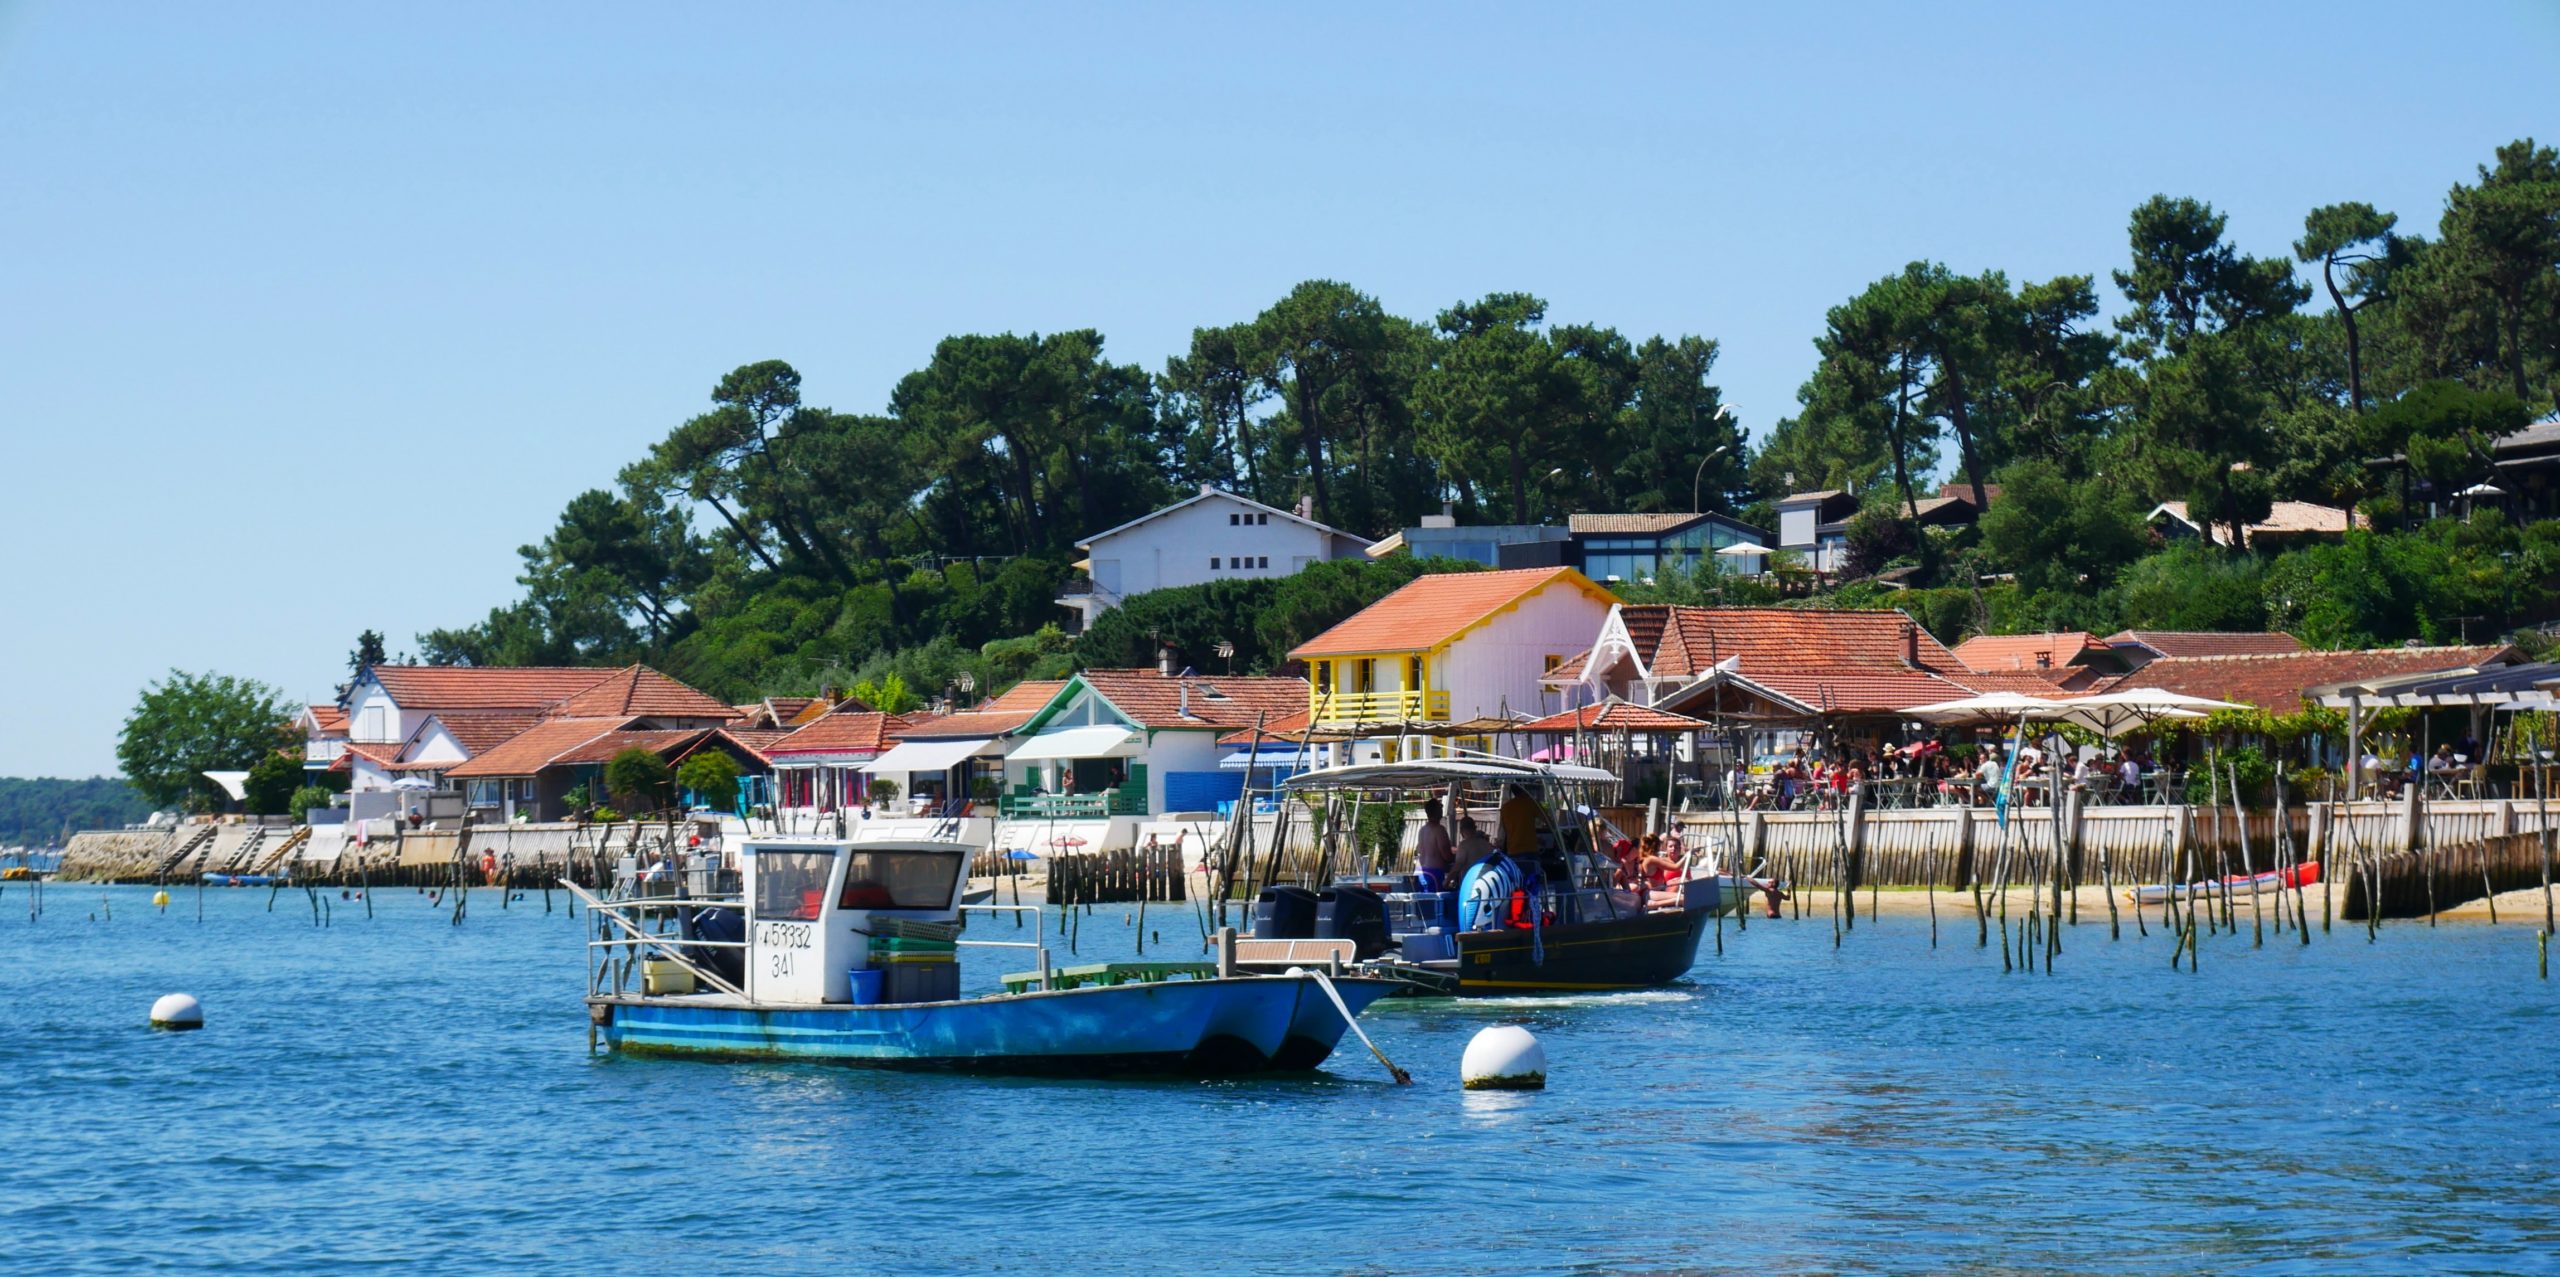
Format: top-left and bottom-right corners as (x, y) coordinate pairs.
(1713, 542), (1769, 557)
(389, 776), (437, 791)
(1903, 691), (2069, 727)
(2044, 688), (2240, 737)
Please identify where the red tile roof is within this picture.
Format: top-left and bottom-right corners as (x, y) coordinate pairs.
(1602, 605), (1964, 680)
(1952, 632), (2112, 673)
(338, 741), (406, 769)
(430, 714), (543, 756)
(2104, 630), (2305, 659)
(1520, 702), (1713, 733)
(767, 711), (900, 758)
(444, 718), (635, 778)
(1216, 710), (1316, 746)
(2111, 645), (2514, 715)
(713, 728), (795, 764)
(1748, 669), (1979, 713)
(368, 665), (620, 711)
(1072, 669), (1307, 730)
(546, 728), (710, 768)
(982, 680), (1068, 714)
(548, 666), (739, 721)
(895, 707), (1042, 739)
(306, 704), (348, 734)
(1290, 568), (1613, 659)
(1946, 669), (2092, 696)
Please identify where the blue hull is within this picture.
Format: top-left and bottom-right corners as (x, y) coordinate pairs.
(595, 976), (1402, 1076)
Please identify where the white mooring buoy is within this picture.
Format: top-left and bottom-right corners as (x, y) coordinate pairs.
(148, 993), (203, 1031)
(1461, 1024), (1545, 1090)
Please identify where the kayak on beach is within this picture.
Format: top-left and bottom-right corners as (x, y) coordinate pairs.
(2124, 862), (2319, 906)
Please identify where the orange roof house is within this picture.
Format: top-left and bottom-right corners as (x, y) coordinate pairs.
(1287, 567), (1619, 729)
(330, 662), (737, 794)
(445, 717), (771, 821)
(547, 666), (740, 724)
(766, 710), (902, 762)
(1556, 603), (2019, 719)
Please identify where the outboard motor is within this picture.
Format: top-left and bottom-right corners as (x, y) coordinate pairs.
(1314, 886), (1390, 960)
(1253, 885), (1320, 939)
(684, 906), (747, 987)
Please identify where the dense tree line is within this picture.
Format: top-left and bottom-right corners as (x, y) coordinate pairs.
(419, 284), (1744, 700)
(0, 777), (151, 846)
(420, 139), (2558, 699)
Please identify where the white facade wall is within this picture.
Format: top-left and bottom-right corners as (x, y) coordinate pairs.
(347, 756), (395, 793)
(1087, 494), (1340, 602)
(343, 680), (410, 743)
(1140, 729), (1222, 812)
(1433, 582), (1614, 723)
(1777, 506), (1819, 552)
(405, 720), (471, 766)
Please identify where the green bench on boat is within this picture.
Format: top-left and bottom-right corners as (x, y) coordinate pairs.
(999, 961), (1219, 993)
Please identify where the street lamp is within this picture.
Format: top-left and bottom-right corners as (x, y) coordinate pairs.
(1692, 444), (1731, 514)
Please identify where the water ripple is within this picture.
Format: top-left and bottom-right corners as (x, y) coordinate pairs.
(4, 888), (2556, 1274)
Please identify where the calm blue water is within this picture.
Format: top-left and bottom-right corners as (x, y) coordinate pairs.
(5, 883), (2557, 1275)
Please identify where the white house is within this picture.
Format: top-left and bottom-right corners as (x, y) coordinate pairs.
(1286, 566), (1620, 757)
(323, 664), (734, 793)
(1058, 485), (1373, 628)
(1774, 490), (1858, 575)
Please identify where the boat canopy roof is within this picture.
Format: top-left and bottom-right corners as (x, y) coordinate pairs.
(1279, 757), (1618, 793)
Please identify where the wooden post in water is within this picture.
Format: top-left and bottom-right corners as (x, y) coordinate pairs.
(2540, 754), (2554, 978)
(2095, 798), (2121, 941)
(2230, 763), (2263, 948)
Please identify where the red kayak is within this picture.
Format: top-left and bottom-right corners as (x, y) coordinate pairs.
(2126, 861), (2319, 906)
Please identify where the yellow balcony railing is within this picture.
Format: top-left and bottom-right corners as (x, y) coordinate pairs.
(1310, 688), (1451, 724)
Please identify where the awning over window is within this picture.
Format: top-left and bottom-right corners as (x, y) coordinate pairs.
(1007, 725), (1138, 762)
(1220, 746), (1314, 771)
(859, 737), (993, 775)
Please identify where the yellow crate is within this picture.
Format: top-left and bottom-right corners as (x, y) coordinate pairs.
(642, 959), (697, 995)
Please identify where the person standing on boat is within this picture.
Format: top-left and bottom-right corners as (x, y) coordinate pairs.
(1413, 797), (1455, 892)
(1452, 815), (1493, 880)
(1497, 784), (1541, 858)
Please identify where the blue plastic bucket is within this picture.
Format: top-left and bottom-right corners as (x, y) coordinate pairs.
(847, 968), (885, 1006)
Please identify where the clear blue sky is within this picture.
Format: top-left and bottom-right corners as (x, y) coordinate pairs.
(3, 1), (2554, 779)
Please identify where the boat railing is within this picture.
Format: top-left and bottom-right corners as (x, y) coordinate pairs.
(955, 902), (1052, 992)
(568, 882), (750, 1002)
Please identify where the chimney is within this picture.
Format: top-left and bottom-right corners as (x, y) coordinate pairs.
(1295, 495), (1313, 520)
(1900, 622), (1918, 668)
(1179, 682), (1190, 718)
(819, 683), (839, 704)
(1199, 482), (1215, 496)
(1158, 644), (1179, 677)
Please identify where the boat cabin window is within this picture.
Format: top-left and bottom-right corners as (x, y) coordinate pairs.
(836, 849), (964, 911)
(753, 850), (838, 921)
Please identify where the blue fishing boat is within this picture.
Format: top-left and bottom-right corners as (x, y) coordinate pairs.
(578, 839), (1403, 1077)
(1230, 758), (1719, 996)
